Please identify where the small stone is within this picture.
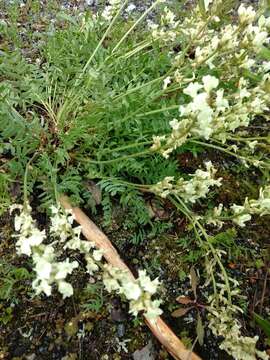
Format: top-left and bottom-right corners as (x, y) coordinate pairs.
(61, 354), (77, 360)
(133, 341), (155, 360)
(26, 355), (36, 360)
(117, 323), (125, 338)
(111, 299), (126, 322)
(101, 355), (109, 360)
(85, 0), (96, 5)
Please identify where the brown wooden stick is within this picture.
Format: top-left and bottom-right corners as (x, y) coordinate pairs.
(60, 195), (201, 360)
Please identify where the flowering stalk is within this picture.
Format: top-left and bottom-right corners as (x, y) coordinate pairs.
(151, 161), (222, 203)
(103, 265), (162, 319)
(207, 185), (270, 227)
(168, 195), (269, 359)
(10, 203), (99, 298)
(170, 189), (268, 359)
(81, 0), (129, 75)
(207, 255), (269, 360)
(112, 0), (166, 53)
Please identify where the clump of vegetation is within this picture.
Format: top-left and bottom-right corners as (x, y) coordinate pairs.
(0, 0), (270, 359)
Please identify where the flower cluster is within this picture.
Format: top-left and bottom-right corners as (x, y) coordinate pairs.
(152, 71), (270, 159)
(207, 185), (270, 227)
(231, 185), (270, 227)
(237, 4), (256, 25)
(149, 6), (179, 43)
(49, 205), (103, 275)
(50, 205), (75, 242)
(205, 250), (269, 360)
(151, 161), (222, 203)
(190, 4), (269, 68)
(241, 15), (269, 54)
(101, 0), (121, 22)
(12, 204), (162, 319)
(11, 203), (103, 298)
(155, 2), (270, 107)
(103, 265), (162, 319)
(230, 204), (252, 228)
(208, 305), (269, 360)
(152, 75), (224, 157)
(206, 203), (224, 228)
(32, 245), (78, 298)
(151, 75), (222, 158)
(10, 203), (46, 256)
(208, 277), (268, 360)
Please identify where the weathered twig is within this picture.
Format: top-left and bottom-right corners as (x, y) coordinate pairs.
(60, 195), (201, 360)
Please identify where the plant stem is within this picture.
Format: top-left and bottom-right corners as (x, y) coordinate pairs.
(102, 141), (152, 154)
(171, 195), (232, 305)
(23, 153), (38, 208)
(136, 105), (180, 117)
(82, 0), (129, 74)
(189, 140), (259, 165)
(228, 135), (270, 142)
(112, 0), (163, 54)
(77, 150), (151, 164)
(112, 76), (164, 101)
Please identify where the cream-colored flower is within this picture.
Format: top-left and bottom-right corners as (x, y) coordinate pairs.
(58, 281), (74, 299)
(50, 205), (75, 242)
(204, 0), (213, 11)
(215, 89), (229, 113)
(16, 228), (46, 256)
(103, 265), (162, 319)
(238, 4), (256, 24)
(202, 75), (219, 93)
(55, 259), (78, 280)
(169, 118), (180, 131)
(32, 279), (52, 296)
(151, 162), (222, 203)
(103, 276), (120, 292)
(162, 7), (177, 26)
(151, 135), (166, 151)
(93, 249), (103, 261)
(35, 258), (52, 280)
(85, 254), (99, 274)
(183, 82), (203, 98)
(231, 204), (251, 227)
(122, 281), (142, 300)
(138, 270), (160, 294)
(163, 76), (171, 90)
(144, 299), (163, 319)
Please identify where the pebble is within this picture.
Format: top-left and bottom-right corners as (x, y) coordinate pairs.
(117, 323), (125, 338)
(110, 299), (126, 322)
(25, 354), (36, 360)
(133, 341), (155, 360)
